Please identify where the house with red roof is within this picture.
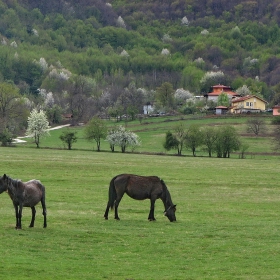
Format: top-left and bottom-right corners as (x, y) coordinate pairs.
(272, 105), (280, 116)
(204, 85), (239, 103)
(230, 95), (267, 114)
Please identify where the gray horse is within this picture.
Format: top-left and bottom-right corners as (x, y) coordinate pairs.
(0, 174), (47, 229)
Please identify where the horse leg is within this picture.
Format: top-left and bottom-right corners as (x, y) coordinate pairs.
(16, 204), (23, 229)
(104, 203), (110, 220)
(41, 198), (47, 228)
(148, 199), (156, 221)
(13, 204), (20, 229)
(114, 197), (123, 220)
(29, 206), (36, 227)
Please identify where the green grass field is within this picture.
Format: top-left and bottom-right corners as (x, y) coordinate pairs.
(18, 115), (277, 158)
(0, 143), (280, 279)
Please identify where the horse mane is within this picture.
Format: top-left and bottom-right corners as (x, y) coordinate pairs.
(7, 176), (22, 189)
(160, 179), (173, 206)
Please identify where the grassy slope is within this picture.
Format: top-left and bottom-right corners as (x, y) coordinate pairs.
(0, 147), (280, 279)
(20, 115), (277, 157)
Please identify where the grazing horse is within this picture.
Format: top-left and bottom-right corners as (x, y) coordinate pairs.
(104, 174), (176, 222)
(0, 174), (47, 229)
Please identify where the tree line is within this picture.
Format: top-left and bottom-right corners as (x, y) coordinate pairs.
(163, 123), (242, 158)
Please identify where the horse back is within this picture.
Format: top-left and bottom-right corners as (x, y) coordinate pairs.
(21, 180), (45, 207)
(114, 174), (163, 200)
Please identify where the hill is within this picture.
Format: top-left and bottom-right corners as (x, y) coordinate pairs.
(1, 0), (280, 136)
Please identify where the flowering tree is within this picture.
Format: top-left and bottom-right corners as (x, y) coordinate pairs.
(174, 88), (194, 105)
(236, 85), (251, 96)
(26, 109), (50, 148)
(106, 125), (141, 153)
(181, 16), (189, 26)
(200, 71), (226, 93)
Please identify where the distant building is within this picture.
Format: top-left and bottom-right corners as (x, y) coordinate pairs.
(215, 106), (228, 115)
(143, 103), (154, 115)
(204, 85), (239, 103)
(272, 105), (280, 116)
(230, 95), (267, 114)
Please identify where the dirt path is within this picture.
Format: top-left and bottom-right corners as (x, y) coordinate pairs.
(13, 124), (70, 143)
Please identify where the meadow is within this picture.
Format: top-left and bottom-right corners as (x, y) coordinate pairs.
(1, 116), (280, 279)
(19, 114), (277, 157)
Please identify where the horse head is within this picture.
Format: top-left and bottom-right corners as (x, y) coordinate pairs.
(0, 174), (9, 194)
(164, 204), (176, 222)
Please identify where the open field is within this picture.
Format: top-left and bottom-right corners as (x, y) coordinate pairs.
(0, 146), (280, 279)
(17, 115), (278, 158)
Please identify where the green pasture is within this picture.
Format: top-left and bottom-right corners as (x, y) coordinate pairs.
(0, 146), (280, 279)
(19, 115), (277, 157)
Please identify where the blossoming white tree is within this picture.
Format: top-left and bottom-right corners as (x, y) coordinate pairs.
(116, 16), (126, 28)
(181, 16), (189, 26)
(26, 109), (50, 148)
(236, 85), (251, 96)
(106, 125), (141, 153)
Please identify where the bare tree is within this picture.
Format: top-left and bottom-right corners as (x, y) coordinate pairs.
(272, 126), (280, 151)
(246, 118), (266, 136)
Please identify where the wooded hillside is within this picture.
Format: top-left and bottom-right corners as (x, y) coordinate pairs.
(1, 0), (280, 136)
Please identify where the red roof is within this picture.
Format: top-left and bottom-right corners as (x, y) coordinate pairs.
(232, 95), (268, 104)
(215, 106), (228, 109)
(273, 105), (280, 109)
(207, 85), (238, 96)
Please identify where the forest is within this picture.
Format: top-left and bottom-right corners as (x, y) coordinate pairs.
(1, 0), (280, 138)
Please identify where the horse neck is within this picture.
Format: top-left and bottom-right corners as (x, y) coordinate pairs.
(7, 178), (19, 199)
(160, 183), (174, 209)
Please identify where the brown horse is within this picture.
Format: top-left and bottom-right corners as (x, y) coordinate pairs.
(0, 174), (47, 229)
(104, 174), (176, 222)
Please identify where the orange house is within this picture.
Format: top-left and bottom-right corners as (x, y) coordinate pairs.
(204, 85), (239, 102)
(272, 105), (280, 116)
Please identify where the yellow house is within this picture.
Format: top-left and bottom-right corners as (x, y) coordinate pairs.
(230, 95), (267, 114)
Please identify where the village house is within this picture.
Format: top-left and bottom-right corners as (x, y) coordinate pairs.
(272, 105), (280, 116)
(230, 95), (267, 114)
(204, 85), (239, 103)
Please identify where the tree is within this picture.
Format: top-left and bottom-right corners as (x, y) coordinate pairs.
(0, 128), (13, 146)
(106, 125), (141, 153)
(217, 92), (230, 107)
(84, 117), (107, 151)
(59, 130), (77, 150)
(272, 125), (280, 151)
(200, 71), (227, 93)
(156, 82), (174, 110)
(215, 126), (241, 158)
(163, 131), (180, 154)
(163, 123), (187, 155)
(201, 126), (218, 157)
(173, 123), (187, 155)
(26, 109), (50, 148)
(0, 82), (25, 134)
(236, 85), (251, 96)
(246, 118), (266, 136)
(185, 124), (203, 157)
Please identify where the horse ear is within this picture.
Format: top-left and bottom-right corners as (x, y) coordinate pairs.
(3, 174), (7, 178)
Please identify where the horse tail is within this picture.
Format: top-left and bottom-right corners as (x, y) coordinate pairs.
(38, 181), (47, 213)
(108, 176), (117, 209)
